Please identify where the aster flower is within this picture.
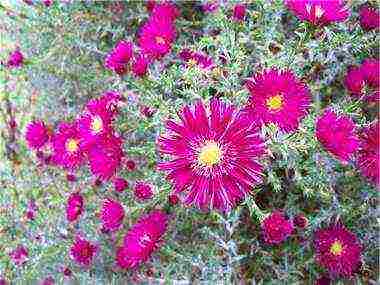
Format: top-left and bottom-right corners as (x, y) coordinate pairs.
(87, 134), (124, 181)
(244, 68), (311, 133)
(359, 5), (380, 31)
(158, 99), (265, 212)
(70, 236), (97, 267)
(125, 159), (136, 171)
(85, 91), (122, 120)
(179, 49), (214, 70)
(314, 224), (362, 277)
(9, 245), (28, 266)
(132, 52), (150, 77)
(105, 40), (133, 75)
(51, 122), (84, 171)
(150, 2), (179, 22)
(66, 193), (84, 222)
(6, 49), (24, 68)
(316, 110), (360, 163)
(293, 214), (308, 229)
(113, 177), (129, 192)
(25, 120), (50, 150)
(356, 121), (379, 185)
(116, 210), (169, 269)
(261, 211), (293, 245)
(100, 198), (124, 232)
(232, 4), (246, 21)
(134, 181), (154, 200)
(285, 0), (350, 26)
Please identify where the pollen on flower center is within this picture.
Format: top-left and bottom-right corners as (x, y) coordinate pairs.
(90, 116), (103, 134)
(66, 138), (79, 153)
(330, 240), (344, 256)
(266, 94), (283, 111)
(155, 36), (166, 44)
(198, 141), (222, 167)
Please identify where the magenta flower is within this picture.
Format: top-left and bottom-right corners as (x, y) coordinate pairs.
(244, 68), (311, 133)
(158, 99), (265, 212)
(293, 214), (308, 229)
(105, 40), (133, 75)
(285, 0), (350, 26)
(261, 211), (293, 245)
(66, 193), (84, 222)
(132, 52), (150, 77)
(85, 91), (122, 120)
(43, 0), (53, 7)
(9, 245), (28, 266)
(70, 236), (97, 267)
(202, 1), (219, 13)
(100, 198), (124, 232)
(179, 49), (214, 70)
(232, 4), (246, 21)
(25, 120), (50, 150)
(6, 49), (24, 68)
(356, 121), (379, 185)
(116, 210), (169, 269)
(87, 134), (124, 181)
(41, 276), (54, 285)
(314, 224), (362, 277)
(359, 5), (380, 31)
(51, 122), (84, 171)
(113, 177), (129, 192)
(316, 110), (360, 163)
(134, 181), (154, 200)
(150, 2), (179, 22)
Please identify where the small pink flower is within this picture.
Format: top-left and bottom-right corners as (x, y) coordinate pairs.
(9, 245), (28, 266)
(134, 182), (154, 200)
(202, 1), (219, 13)
(132, 53), (150, 77)
(293, 214), (308, 229)
(359, 5), (380, 31)
(232, 4), (246, 21)
(261, 211), (293, 245)
(125, 159), (136, 171)
(113, 177), (129, 192)
(66, 193), (84, 222)
(105, 40), (133, 75)
(6, 49), (24, 68)
(100, 198), (125, 232)
(25, 121), (50, 150)
(42, 0), (53, 7)
(70, 236), (97, 267)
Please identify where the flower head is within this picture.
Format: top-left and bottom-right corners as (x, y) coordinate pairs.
(100, 198), (124, 232)
(132, 52), (150, 77)
(316, 110), (360, 163)
(9, 245), (28, 266)
(6, 49), (24, 68)
(150, 2), (179, 22)
(285, 0), (350, 26)
(105, 40), (133, 75)
(158, 99), (265, 212)
(116, 210), (169, 269)
(66, 193), (84, 222)
(134, 181), (154, 200)
(70, 236), (97, 267)
(85, 91), (122, 120)
(244, 68), (311, 133)
(25, 121), (50, 150)
(261, 211), (293, 245)
(356, 121), (379, 185)
(113, 177), (129, 192)
(359, 5), (380, 31)
(314, 224), (362, 277)
(179, 49), (214, 70)
(51, 122), (84, 170)
(232, 4), (246, 21)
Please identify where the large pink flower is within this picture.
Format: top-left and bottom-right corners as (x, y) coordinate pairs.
(158, 99), (265, 212)
(87, 134), (124, 181)
(285, 0), (350, 26)
(316, 110), (360, 163)
(51, 122), (84, 170)
(359, 5), (380, 31)
(104, 40), (133, 75)
(66, 193), (84, 222)
(100, 198), (124, 232)
(70, 236), (97, 267)
(116, 210), (169, 269)
(244, 69), (311, 133)
(356, 121), (379, 186)
(314, 224), (362, 277)
(25, 120), (50, 150)
(261, 211), (293, 245)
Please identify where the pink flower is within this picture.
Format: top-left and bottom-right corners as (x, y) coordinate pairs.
(100, 198), (125, 232)
(232, 4), (246, 21)
(105, 40), (133, 75)
(70, 236), (97, 267)
(261, 211), (293, 245)
(158, 99), (265, 212)
(146, 0), (156, 12)
(66, 193), (84, 222)
(125, 159), (136, 171)
(43, 0), (53, 7)
(316, 110), (360, 163)
(168, 194), (179, 205)
(132, 52), (150, 77)
(9, 245), (28, 266)
(6, 49), (24, 68)
(116, 210), (169, 269)
(285, 0), (350, 26)
(25, 121), (50, 150)
(134, 182), (154, 200)
(85, 91), (122, 120)
(244, 68), (311, 133)
(315, 276), (331, 285)
(314, 224), (362, 277)
(179, 49), (214, 70)
(359, 5), (380, 31)
(41, 276), (54, 285)
(51, 122), (84, 170)
(150, 2), (179, 22)
(356, 121), (379, 185)
(345, 59), (380, 102)
(113, 177), (129, 192)
(202, 1), (219, 13)
(87, 134), (124, 181)
(293, 214), (308, 229)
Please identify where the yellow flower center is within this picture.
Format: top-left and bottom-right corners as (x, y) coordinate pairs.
(330, 240), (344, 256)
(198, 141), (222, 167)
(266, 94), (283, 112)
(90, 116), (103, 134)
(66, 138), (79, 153)
(155, 36), (166, 44)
